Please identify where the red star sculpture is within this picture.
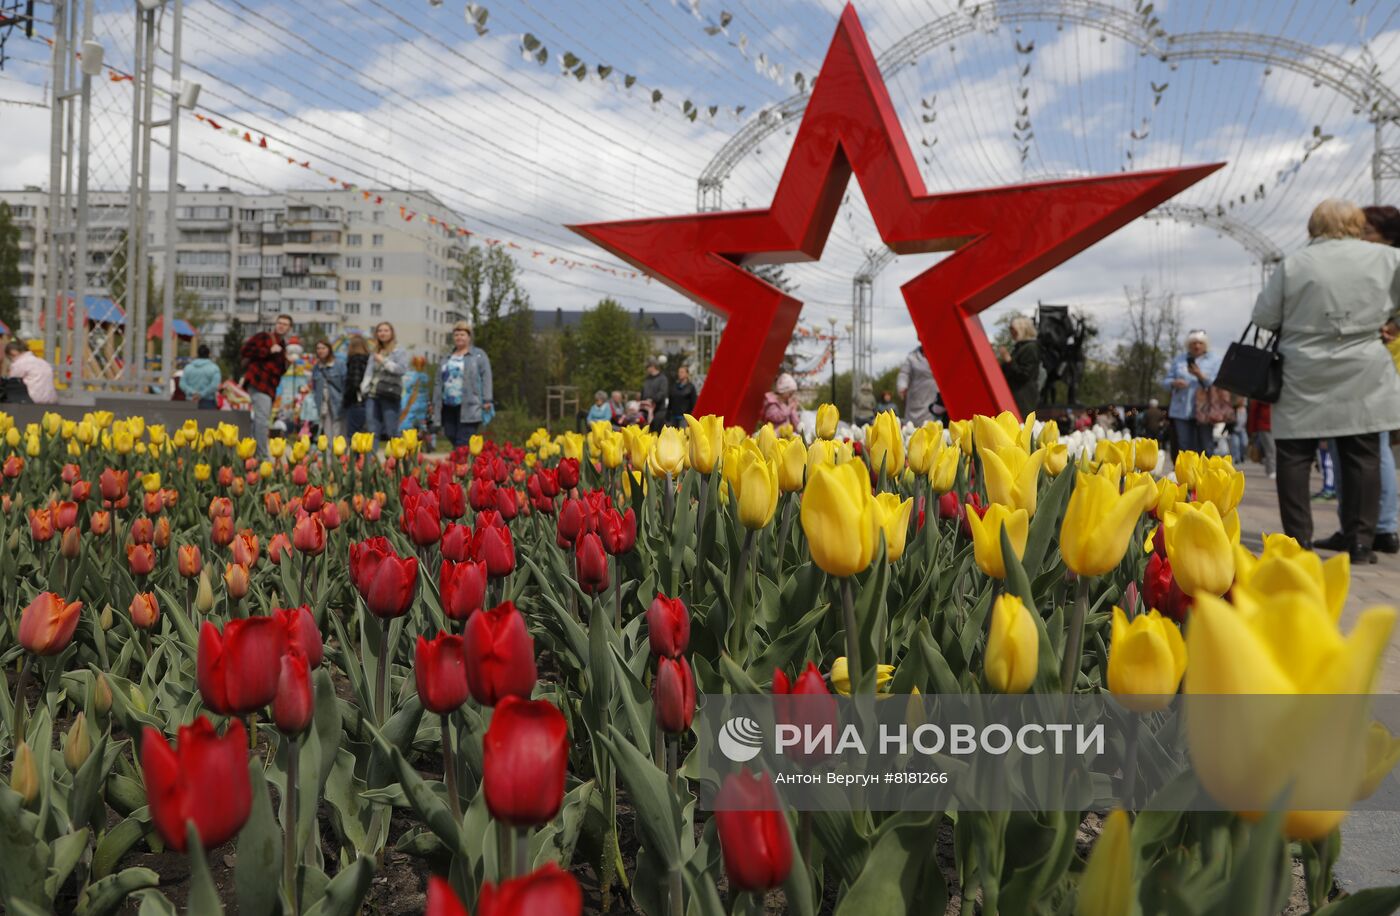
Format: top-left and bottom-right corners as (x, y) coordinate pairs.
(570, 4), (1221, 426)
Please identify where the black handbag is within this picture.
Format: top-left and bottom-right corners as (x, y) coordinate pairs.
(1213, 323), (1283, 403)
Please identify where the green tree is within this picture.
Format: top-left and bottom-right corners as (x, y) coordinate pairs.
(0, 202), (22, 334)
(220, 317), (246, 379)
(453, 243), (542, 412)
(570, 298), (648, 398)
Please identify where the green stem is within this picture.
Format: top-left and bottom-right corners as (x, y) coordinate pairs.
(376, 616), (391, 726)
(441, 713), (462, 825)
(841, 577), (865, 694)
(1059, 575), (1090, 692)
(283, 734), (300, 915)
(11, 654), (30, 753)
(663, 471), (674, 529)
(514, 826), (530, 879)
(1122, 714), (1142, 810)
(667, 738), (683, 916)
(498, 822), (513, 883)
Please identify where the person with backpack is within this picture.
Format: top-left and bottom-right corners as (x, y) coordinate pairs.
(180, 345), (222, 409)
(361, 322), (410, 449)
(341, 335), (370, 440)
(1162, 329), (1220, 457)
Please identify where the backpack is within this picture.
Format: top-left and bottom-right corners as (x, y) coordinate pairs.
(1194, 385), (1234, 425)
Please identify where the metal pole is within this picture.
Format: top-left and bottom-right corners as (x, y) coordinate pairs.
(122, 3), (145, 388)
(162, 0), (183, 389)
(73, 0), (95, 391)
(1376, 118), (1383, 207)
(43, 0), (67, 362)
(133, 6), (158, 390)
(60, 2), (78, 384)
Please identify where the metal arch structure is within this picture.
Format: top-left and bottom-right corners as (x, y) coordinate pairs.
(695, 0), (1400, 413)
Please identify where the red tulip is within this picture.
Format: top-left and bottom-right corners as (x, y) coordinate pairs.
(268, 532), (293, 565)
(414, 632), (470, 714)
(937, 490), (961, 522)
(653, 656), (696, 734)
(197, 618), (286, 715)
(468, 477), (497, 512)
(60, 526), (81, 559)
(99, 468), (128, 504)
(1144, 552), (1192, 622)
(90, 510), (110, 536)
(129, 517), (154, 545)
(2, 455), (23, 478)
(482, 696), (568, 827)
(217, 466), (234, 488)
(556, 498), (586, 547)
(275, 605), (323, 668)
(556, 457), (579, 491)
(27, 508), (54, 543)
(60, 463), (81, 484)
(436, 480), (466, 520)
(141, 717), (251, 852)
(463, 601), (536, 706)
(358, 547), (419, 618)
(402, 491), (442, 546)
(303, 485), (325, 513)
(582, 489), (612, 533)
(231, 530), (259, 567)
(273, 648), (314, 735)
(536, 468), (560, 499)
(715, 770), (793, 892)
(441, 559), (488, 621)
(264, 491), (285, 516)
(477, 863), (584, 916)
(52, 501), (79, 531)
(363, 497), (383, 522)
(292, 513), (327, 556)
(18, 593), (83, 656)
(574, 532), (608, 595)
(127, 543), (156, 577)
(208, 496), (233, 519)
(425, 875), (468, 916)
(441, 522), (472, 563)
(319, 501), (343, 531)
(130, 592), (160, 630)
(349, 537), (392, 593)
(144, 491), (165, 516)
(71, 479), (92, 503)
(291, 463), (308, 486)
(211, 516), (235, 547)
(474, 523), (516, 579)
(646, 594), (690, 659)
(474, 509), (503, 532)
(179, 544), (203, 578)
(772, 661), (838, 763)
(599, 507), (637, 555)
(495, 486), (521, 522)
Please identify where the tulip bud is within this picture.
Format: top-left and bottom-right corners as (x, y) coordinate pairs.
(224, 562), (250, 601)
(63, 712), (91, 773)
(211, 516), (235, 547)
(273, 649), (314, 735)
(153, 516), (171, 549)
(985, 594), (1038, 694)
(715, 770), (793, 893)
(654, 656), (697, 734)
(128, 684), (148, 714)
(1107, 607), (1186, 712)
(10, 741), (38, 805)
(60, 526), (82, 559)
(574, 531), (608, 595)
(483, 697), (569, 827)
(646, 594), (690, 659)
(195, 569), (216, 614)
(94, 672), (113, 716)
(1077, 810), (1133, 916)
(89, 510), (111, 536)
(815, 403), (839, 439)
(292, 513), (327, 556)
(99, 604), (114, 631)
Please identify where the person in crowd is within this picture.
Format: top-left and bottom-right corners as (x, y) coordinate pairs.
(667, 364), (698, 426)
(239, 313), (292, 460)
(5, 340), (56, 404)
(621, 399), (645, 426)
(1228, 396), (1248, 465)
(1162, 329), (1220, 457)
(996, 316), (1042, 417)
(310, 339), (344, 442)
(296, 385), (319, 439)
(587, 390), (613, 425)
(400, 355), (432, 438)
(361, 321), (409, 448)
(180, 344), (222, 409)
(608, 390), (626, 425)
(761, 373), (802, 428)
(642, 359), (670, 433)
(896, 345), (940, 422)
(875, 390), (898, 413)
(1247, 399), (1275, 480)
(1138, 397), (1166, 442)
(342, 335), (370, 439)
(1252, 199), (1400, 563)
(432, 321), (493, 452)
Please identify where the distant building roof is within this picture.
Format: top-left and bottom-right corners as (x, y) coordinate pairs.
(532, 308), (697, 334)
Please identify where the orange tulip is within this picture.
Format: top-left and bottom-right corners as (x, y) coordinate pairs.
(18, 593), (84, 656)
(127, 543), (157, 577)
(231, 530), (259, 567)
(129, 592), (160, 629)
(153, 517), (171, 550)
(178, 544), (203, 578)
(27, 508), (54, 543)
(224, 562), (251, 600)
(90, 510), (111, 536)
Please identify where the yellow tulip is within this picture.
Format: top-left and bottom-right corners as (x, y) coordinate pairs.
(622, 469), (645, 499)
(866, 410), (905, 476)
(128, 417), (144, 438)
(1132, 437), (1159, 472)
(1108, 607), (1186, 712)
(1076, 810), (1133, 916)
(1163, 502), (1234, 597)
(1174, 449), (1200, 487)
(874, 492), (914, 562)
(332, 436), (347, 457)
(5, 427), (20, 448)
(1359, 722), (1400, 800)
(112, 429), (134, 454)
(833, 440), (855, 465)
(800, 461), (880, 577)
(292, 438), (310, 463)
(41, 412), (61, 436)
(1123, 472), (1159, 512)
(1194, 464), (1246, 515)
(1234, 542), (1348, 623)
(806, 438), (836, 474)
(830, 656), (894, 695)
(236, 438), (257, 460)
(25, 435), (41, 457)
(1094, 438), (1132, 468)
(1060, 472), (1153, 577)
(558, 432), (584, 461)
(930, 446), (960, 494)
(587, 420), (612, 456)
(1185, 592), (1396, 839)
(985, 594), (1038, 693)
(59, 420), (75, 440)
(733, 444), (779, 530)
(142, 472), (161, 494)
(980, 445), (1046, 516)
(723, 425), (747, 449)
(684, 414), (725, 474)
(1043, 443), (1069, 476)
(774, 436), (807, 492)
(600, 435), (625, 470)
(949, 419), (974, 455)
(194, 463), (211, 482)
(906, 422), (944, 475)
(1037, 421), (1059, 448)
(972, 413), (1019, 453)
(648, 426), (688, 477)
(755, 423), (780, 462)
(816, 403), (839, 439)
(621, 426), (652, 468)
(1156, 478), (1187, 518)
(967, 503), (1029, 580)
(269, 437), (286, 459)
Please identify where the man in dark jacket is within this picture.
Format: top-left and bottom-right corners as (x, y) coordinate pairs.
(997, 315), (1042, 418)
(641, 359), (670, 432)
(240, 313), (292, 459)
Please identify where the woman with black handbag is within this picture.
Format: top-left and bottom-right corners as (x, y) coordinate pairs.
(1251, 199), (1400, 563)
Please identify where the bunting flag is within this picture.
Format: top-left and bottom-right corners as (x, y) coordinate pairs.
(188, 111), (646, 281)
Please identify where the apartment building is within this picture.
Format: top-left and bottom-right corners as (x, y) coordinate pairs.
(1, 186), (465, 355)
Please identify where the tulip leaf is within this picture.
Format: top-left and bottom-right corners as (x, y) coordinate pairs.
(753, 602), (828, 680)
(44, 827), (90, 901)
(1000, 525), (1036, 612)
(0, 786), (49, 910)
(717, 651), (765, 694)
(68, 733), (109, 830)
(600, 725), (682, 869)
(915, 622), (962, 695)
(236, 758), (282, 916)
(1313, 887), (1400, 916)
(833, 811), (945, 916)
(1022, 466), (1074, 577)
(132, 889), (178, 916)
(325, 610), (372, 717)
(185, 826), (225, 915)
(998, 811), (1076, 913)
(607, 645), (654, 747)
(302, 854), (375, 916)
(1210, 805), (1290, 916)
(367, 724), (465, 858)
(73, 866), (161, 916)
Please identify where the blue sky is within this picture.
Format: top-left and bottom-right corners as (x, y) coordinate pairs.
(2, 0), (1399, 377)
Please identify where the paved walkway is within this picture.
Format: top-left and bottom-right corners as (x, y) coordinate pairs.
(1234, 462), (1400, 693)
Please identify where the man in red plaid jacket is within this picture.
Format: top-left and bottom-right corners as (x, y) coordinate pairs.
(240, 313), (292, 459)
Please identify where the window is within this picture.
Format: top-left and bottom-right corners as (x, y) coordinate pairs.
(178, 229), (231, 244)
(372, 211), (383, 223)
(176, 205), (232, 220)
(371, 234), (384, 247)
(346, 234), (362, 247)
(176, 251), (230, 267)
(344, 256), (361, 269)
(237, 254), (261, 268)
(344, 280), (361, 292)
(349, 211), (363, 222)
(238, 208), (258, 222)
(370, 303), (383, 316)
(346, 302), (361, 315)
(370, 257), (384, 271)
(180, 274), (228, 290)
(371, 280), (383, 292)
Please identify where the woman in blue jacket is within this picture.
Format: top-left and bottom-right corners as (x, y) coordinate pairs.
(180, 345), (222, 408)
